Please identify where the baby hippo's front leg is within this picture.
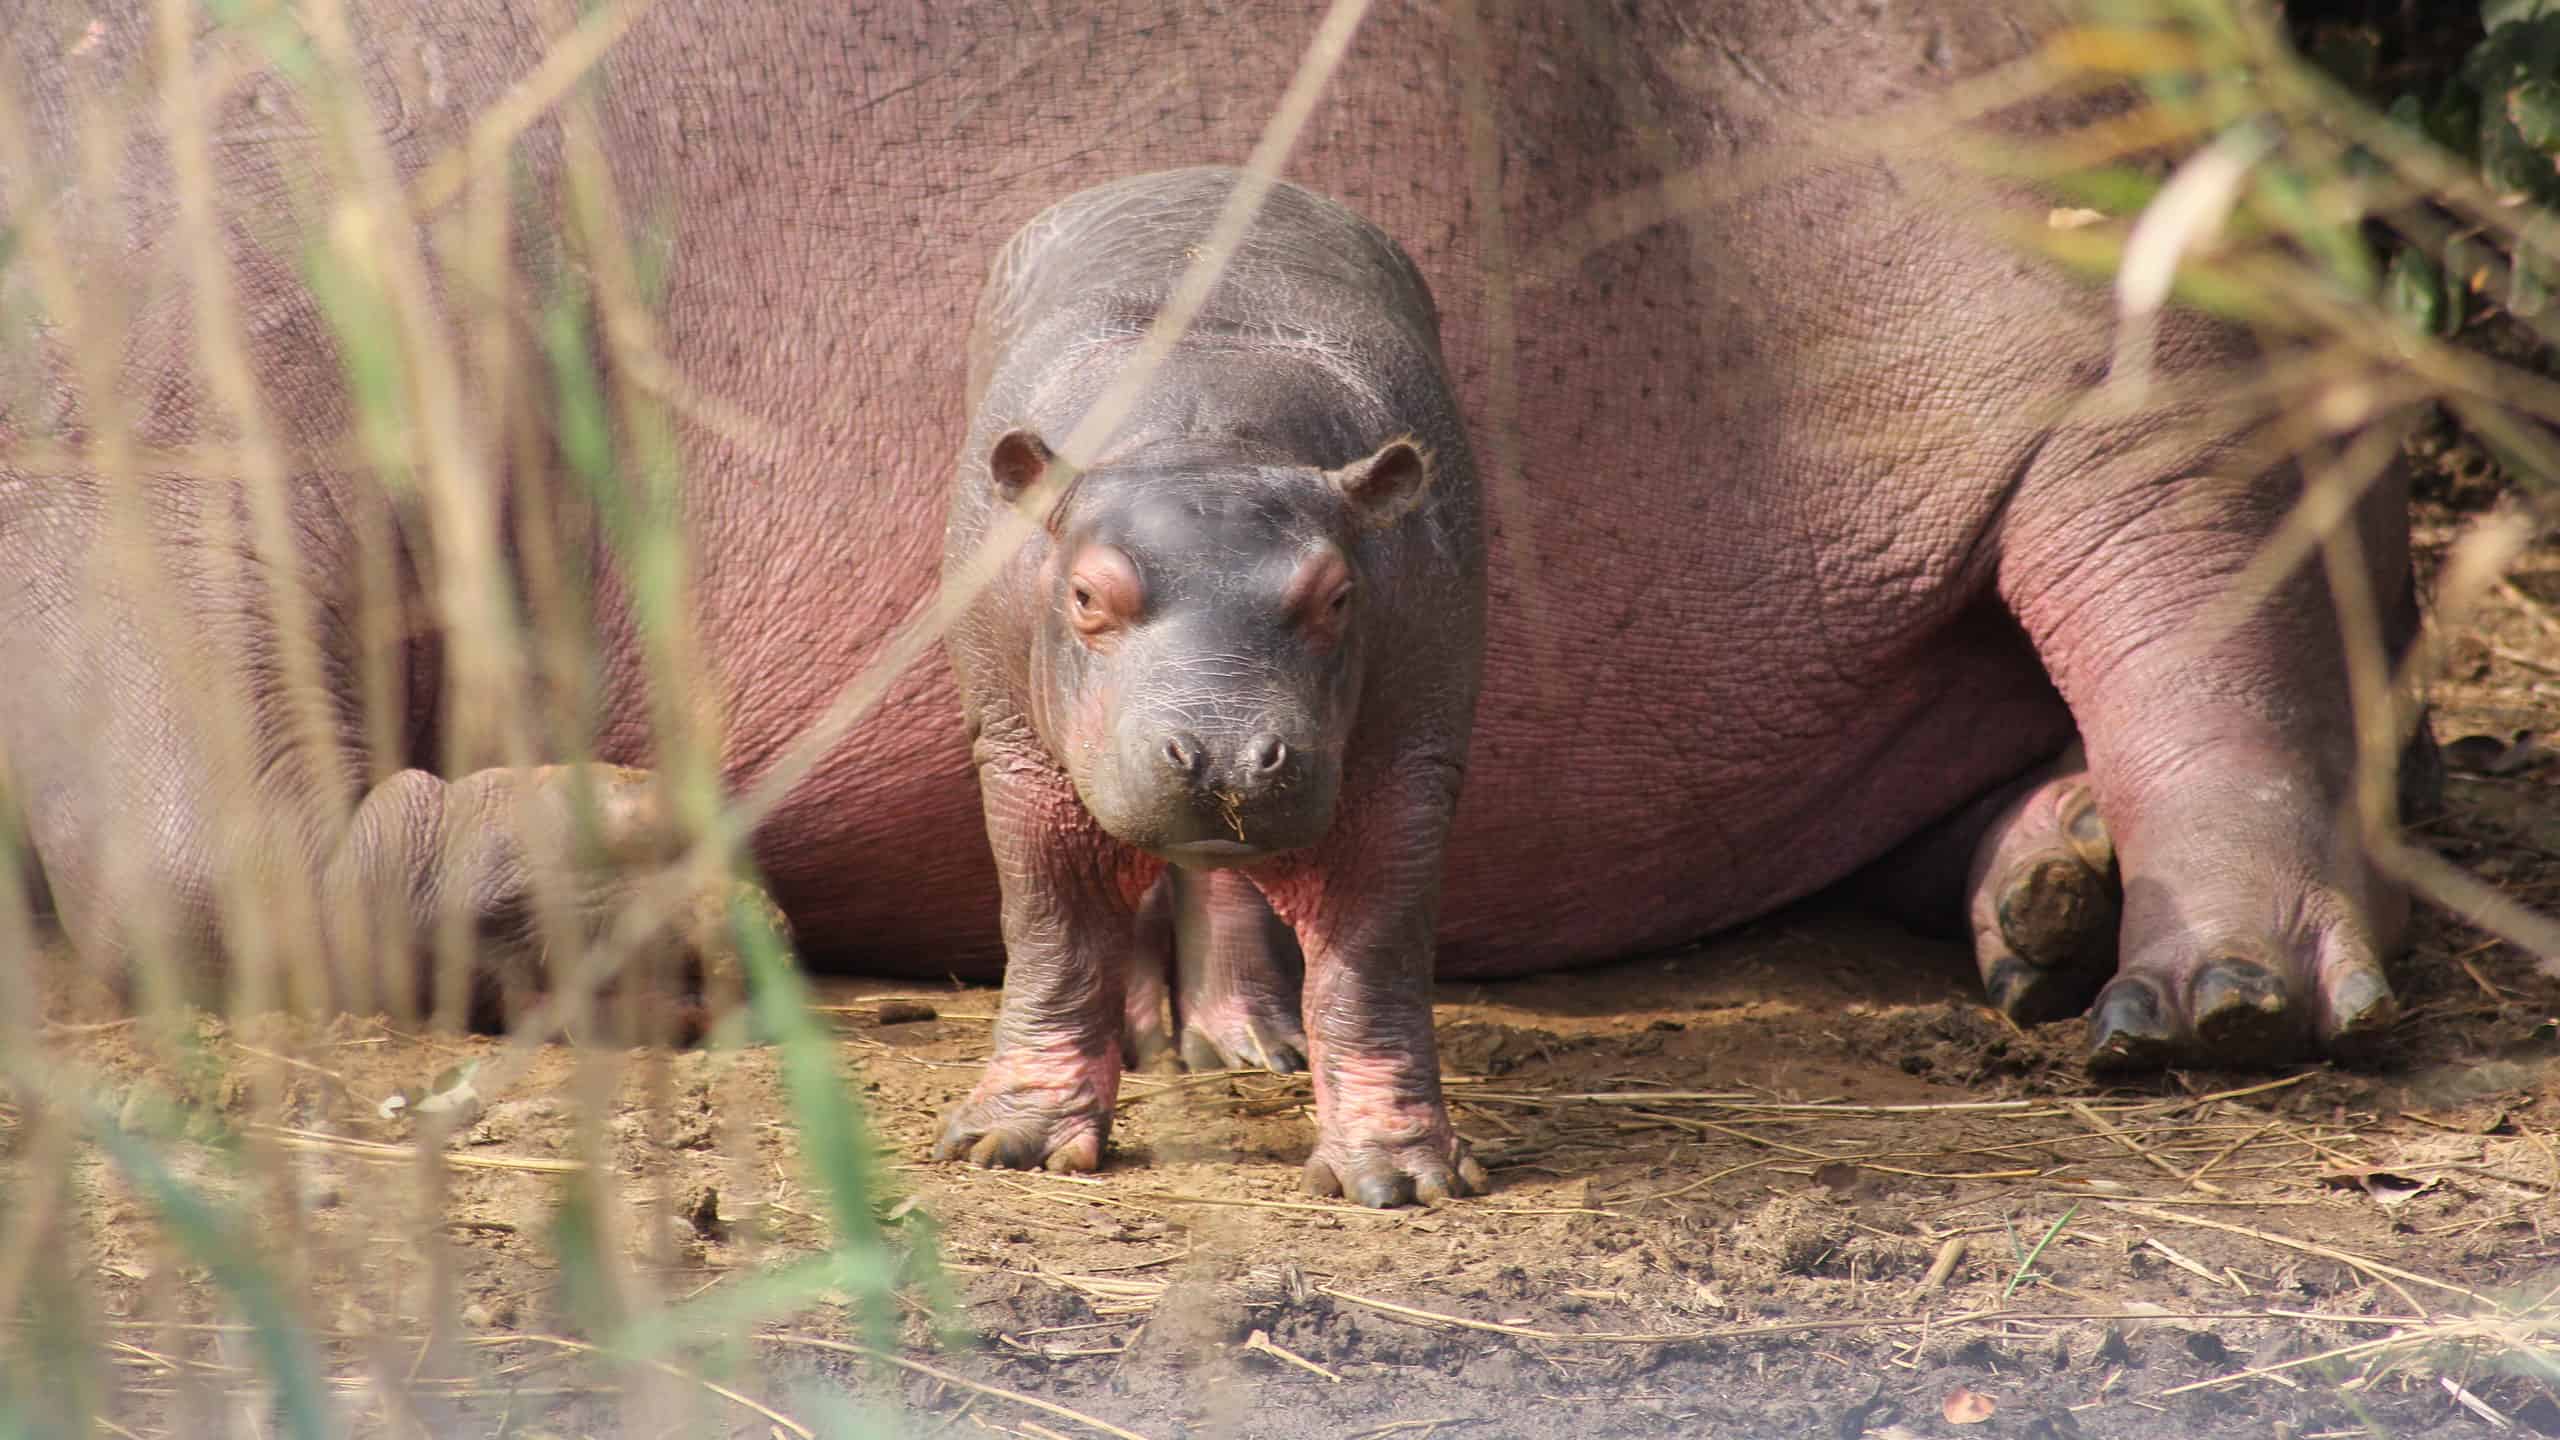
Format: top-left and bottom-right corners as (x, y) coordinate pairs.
(934, 757), (1144, 1173)
(1257, 764), (1484, 1208)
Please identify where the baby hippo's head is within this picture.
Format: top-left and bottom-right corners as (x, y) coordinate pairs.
(984, 427), (1429, 867)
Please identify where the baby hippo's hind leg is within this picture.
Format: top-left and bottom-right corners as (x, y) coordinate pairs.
(1169, 868), (1308, 1074)
(1118, 869), (1310, 1074)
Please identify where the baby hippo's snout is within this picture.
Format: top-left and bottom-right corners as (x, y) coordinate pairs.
(1157, 729), (1293, 789)
(1117, 716), (1337, 866)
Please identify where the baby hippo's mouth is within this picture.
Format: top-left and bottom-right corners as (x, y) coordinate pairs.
(1157, 837), (1269, 868)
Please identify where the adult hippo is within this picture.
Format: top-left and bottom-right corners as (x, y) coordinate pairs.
(0, 0), (2428, 1203)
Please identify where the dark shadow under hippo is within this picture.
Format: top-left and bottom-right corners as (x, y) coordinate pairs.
(0, 0), (2435, 1204)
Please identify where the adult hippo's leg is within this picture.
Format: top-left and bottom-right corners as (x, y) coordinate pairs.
(1995, 372), (2426, 1069)
(1868, 744), (2122, 1024)
(0, 482), (767, 1028)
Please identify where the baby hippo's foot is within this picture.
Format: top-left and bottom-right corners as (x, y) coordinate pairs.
(934, 1046), (1118, 1173)
(1169, 869), (1309, 1074)
(1304, 1059), (1486, 1207)
(1178, 990), (1309, 1075)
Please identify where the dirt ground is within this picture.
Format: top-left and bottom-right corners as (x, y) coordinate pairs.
(16, 423), (2559, 1439)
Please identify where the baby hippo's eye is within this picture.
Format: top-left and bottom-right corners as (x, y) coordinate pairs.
(1064, 547), (1141, 642)
(1285, 546), (1356, 648)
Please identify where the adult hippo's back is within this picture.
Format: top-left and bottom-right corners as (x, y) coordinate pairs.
(1, 1), (2423, 1085)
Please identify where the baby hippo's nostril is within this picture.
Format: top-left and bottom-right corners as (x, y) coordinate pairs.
(1244, 733), (1290, 777)
(1161, 732), (1207, 781)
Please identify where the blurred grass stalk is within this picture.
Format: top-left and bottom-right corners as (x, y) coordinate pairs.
(0, 0), (2553, 1432)
(0, 0), (908, 1427)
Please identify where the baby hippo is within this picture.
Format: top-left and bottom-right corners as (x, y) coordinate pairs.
(938, 167), (1487, 1206)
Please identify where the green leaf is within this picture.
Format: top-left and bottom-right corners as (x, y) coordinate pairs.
(2480, 121), (2560, 204)
(2386, 246), (2450, 336)
(2487, 0), (2558, 31)
(2511, 259), (2552, 317)
(2515, 212), (2560, 317)
(86, 1108), (332, 1440)
(727, 885), (903, 1355)
(548, 1179), (624, 1338)
(2430, 85), (2483, 160)
(2510, 78), (2560, 150)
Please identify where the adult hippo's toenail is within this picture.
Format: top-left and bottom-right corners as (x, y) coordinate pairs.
(1124, 1026), (1179, 1073)
(2321, 965), (2398, 1045)
(2086, 976), (2179, 1073)
(2058, 787), (2114, 873)
(2189, 958), (2296, 1057)
(1180, 1031), (1231, 1073)
(1996, 855), (2104, 969)
(1983, 954), (2045, 1019)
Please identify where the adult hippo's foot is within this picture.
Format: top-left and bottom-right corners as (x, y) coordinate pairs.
(2076, 726), (2418, 1074)
(1992, 399), (2429, 1074)
(1875, 743), (2121, 1026)
(1967, 751), (2120, 1025)
(1891, 728), (2424, 1068)
(2074, 712), (2442, 1071)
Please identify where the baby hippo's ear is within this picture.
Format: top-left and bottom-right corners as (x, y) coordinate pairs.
(1324, 437), (1431, 526)
(989, 428), (1055, 508)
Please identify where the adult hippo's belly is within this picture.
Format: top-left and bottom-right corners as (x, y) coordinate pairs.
(689, 0), (2421, 1076)
(0, 0), (2421, 1097)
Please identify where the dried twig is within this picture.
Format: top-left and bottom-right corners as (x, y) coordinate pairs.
(493, 1334), (812, 1438)
(760, 1334), (1157, 1440)
(2109, 1204), (2503, 1312)
(1242, 1328), (1343, 1382)
(2068, 1100), (2227, 1197)
(249, 1125), (585, 1175)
